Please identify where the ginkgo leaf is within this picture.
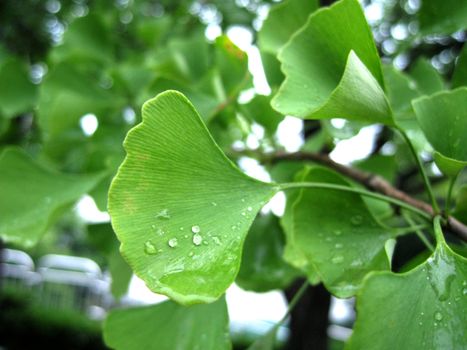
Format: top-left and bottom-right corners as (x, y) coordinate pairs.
(347, 243), (467, 349)
(104, 298), (231, 350)
(288, 166), (393, 297)
(236, 214), (300, 292)
(412, 88), (467, 176)
(271, 0), (392, 125)
(0, 148), (104, 247)
(108, 91), (277, 305)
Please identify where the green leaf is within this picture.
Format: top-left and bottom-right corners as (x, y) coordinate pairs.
(236, 214), (300, 292)
(409, 59), (444, 95)
(453, 185), (467, 224)
(0, 148), (103, 247)
(240, 94), (283, 136)
(347, 243), (467, 349)
(0, 59), (37, 118)
(50, 14), (113, 65)
(412, 88), (467, 175)
(289, 166), (393, 297)
(419, 0), (467, 34)
(88, 223), (132, 298)
(104, 298), (231, 350)
(272, 0), (392, 125)
(108, 91), (276, 305)
(452, 45), (467, 89)
(258, 0), (318, 55)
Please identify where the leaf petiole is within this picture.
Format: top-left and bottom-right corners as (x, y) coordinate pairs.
(396, 127), (440, 214)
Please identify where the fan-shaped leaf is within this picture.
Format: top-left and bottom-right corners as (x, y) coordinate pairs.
(271, 0), (392, 125)
(412, 88), (467, 175)
(108, 91), (276, 305)
(104, 298), (231, 350)
(347, 243), (467, 349)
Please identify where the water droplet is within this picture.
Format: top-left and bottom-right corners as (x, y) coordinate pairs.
(335, 243), (344, 249)
(212, 236), (221, 245)
(419, 322), (423, 326)
(334, 230), (342, 236)
(332, 255), (344, 264)
(351, 215), (363, 226)
(191, 225), (200, 233)
(155, 208), (170, 219)
(241, 198), (246, 202)
(157, 228), (165, 236)
(231, 225), (237, 231)
(420, 312), (424, 316)
(463, 288), (467, 295)
(211, 202), (217, 206)
(180, 227), (184, 231)
(434, 312), (443, 321)
(151, 224), (156, 229)
(188, 251), (194, 257)
(203, 241), (209, 245)
(168, 238), (178, 248)
(247, 206), (252, 212)
(193, 233), (202, 246)
(241, 212), (246, 216)
(426, 245), (456, 301)
(325, 237), (333, 242)
(144, 240), (157, 255)
(184, 234), (189, 239)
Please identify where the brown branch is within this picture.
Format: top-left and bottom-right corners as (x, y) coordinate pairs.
(264, 151), (467, 242)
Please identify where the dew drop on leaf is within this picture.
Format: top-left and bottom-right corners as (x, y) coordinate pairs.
(191, 225), (200, 233)
(334, 229), (342, 236)
(335, 243), (344, 249)
(144, 240), (157, 255)
(434, 311), (443, 321)
(155, 208), (170, 219)
(168, 238), (178, 248)
(247, 206), (252, 212)
(193, 233), (202, 246)
(332, 255), (344, 264)
(351, 215), (363, 226)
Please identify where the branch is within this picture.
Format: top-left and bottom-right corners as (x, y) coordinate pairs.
(259, 150), (467, 242)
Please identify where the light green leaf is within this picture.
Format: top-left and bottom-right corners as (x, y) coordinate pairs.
(236, 214), (300, 292)
(419, 0), (467, 34)
(258, 0), (318, 55)
(272, 0), (392, 125)
(412, 88), (467, 175)
(104, 298), (231, 350)
(0, 59), (37, 118)
(0, 148), (104, 247)
(108, 91), (276, 305)
(409, 59), (445, 95)
(290, 166), (393, 297)
(347, 243), (467, 349)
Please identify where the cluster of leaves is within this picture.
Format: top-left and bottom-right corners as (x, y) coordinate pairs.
(1, 0), (467, 349)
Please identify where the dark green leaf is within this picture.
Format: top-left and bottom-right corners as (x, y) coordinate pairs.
(236, 214), (300, 292)
(419, 0), (467, 34)
(409, 59), (444, 95)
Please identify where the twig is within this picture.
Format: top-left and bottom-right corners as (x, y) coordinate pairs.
(234, 150), (467, 242)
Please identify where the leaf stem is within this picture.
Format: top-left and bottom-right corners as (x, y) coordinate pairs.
(402, 211), (434, 251)
(282, 281), (309, 323)
(433, 215), (446, 245)
(397, 128), (439, 213)
(445, 173), (458, 218)
(279, 182), (432, 220)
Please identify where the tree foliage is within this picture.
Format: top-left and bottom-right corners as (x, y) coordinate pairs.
(1, 0), (466, 349)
